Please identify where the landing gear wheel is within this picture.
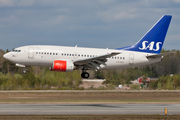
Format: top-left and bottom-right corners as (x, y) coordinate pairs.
(81, 72), (90, 79)
(22, 69), (26, 74)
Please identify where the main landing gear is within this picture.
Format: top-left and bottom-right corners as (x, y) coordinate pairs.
(81, 69), (90, 79)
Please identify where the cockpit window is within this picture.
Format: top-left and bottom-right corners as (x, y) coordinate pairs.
(13, 50), (21, 52)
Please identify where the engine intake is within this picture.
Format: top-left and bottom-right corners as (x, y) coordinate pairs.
(51, 60), (74, 72)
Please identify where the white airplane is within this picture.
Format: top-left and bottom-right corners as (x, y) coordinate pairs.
(3, 15), (172, 78)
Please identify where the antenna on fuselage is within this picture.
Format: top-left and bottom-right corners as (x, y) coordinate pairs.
(75, 45), (78, 48)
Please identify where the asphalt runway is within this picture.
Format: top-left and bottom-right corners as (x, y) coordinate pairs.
(0, 104), (180, 115)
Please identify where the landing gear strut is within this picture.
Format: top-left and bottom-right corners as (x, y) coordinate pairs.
(81, 69), (90, 79)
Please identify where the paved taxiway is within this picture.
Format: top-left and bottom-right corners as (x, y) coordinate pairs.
(0, 104), (180, 115)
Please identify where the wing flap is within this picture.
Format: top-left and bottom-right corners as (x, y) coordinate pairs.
(74, 52), (120, 70)
(74, 52), (120, 64)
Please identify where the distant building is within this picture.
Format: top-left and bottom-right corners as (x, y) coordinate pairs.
(131, 77), (158, 84)
(138, 77), (150, 83)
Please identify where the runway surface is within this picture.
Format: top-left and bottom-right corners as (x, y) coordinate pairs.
(0, 104), (180, 115)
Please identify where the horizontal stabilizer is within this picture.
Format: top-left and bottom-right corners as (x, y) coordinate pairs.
(146, 52), (174, 59)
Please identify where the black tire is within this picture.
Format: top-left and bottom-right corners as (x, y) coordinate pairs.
(81, 72), (89, 79)
(81, 72), (85, 78)
(84, 72), (89, 78)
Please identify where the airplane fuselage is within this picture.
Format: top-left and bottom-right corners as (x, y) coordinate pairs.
(4, 45), (161, 70)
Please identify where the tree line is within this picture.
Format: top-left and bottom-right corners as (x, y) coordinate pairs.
(0, 49), (180, 90)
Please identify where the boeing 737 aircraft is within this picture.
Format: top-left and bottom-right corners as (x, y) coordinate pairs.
(3, 15), (172, 78)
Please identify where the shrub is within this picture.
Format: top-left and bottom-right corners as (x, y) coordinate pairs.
(149, 81), (158, 89)
(130, 84), (140, 90)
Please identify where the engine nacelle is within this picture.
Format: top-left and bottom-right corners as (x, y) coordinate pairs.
(51, 60), (74, 72)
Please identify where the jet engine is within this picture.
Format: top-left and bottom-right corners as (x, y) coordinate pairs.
(51, 60), (74, 72)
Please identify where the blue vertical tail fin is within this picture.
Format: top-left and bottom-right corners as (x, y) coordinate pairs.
(117, 15), (172, 54)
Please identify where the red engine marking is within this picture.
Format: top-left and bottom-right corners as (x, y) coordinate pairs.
(53, 60), (66, 72)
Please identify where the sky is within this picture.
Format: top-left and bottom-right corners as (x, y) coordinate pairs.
(0, 0), (180, 51)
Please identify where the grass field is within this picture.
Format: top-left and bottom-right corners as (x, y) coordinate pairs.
(0, 115), (180, 120)
(0, 90), (180, 103)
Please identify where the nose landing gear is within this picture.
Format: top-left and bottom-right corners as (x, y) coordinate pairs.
(22, 68), (27, 74)
(22, 69), (26, 74)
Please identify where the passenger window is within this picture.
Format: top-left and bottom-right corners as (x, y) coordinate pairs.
(67, 54), (69, 56)
(56, 53), (58, 55)
(36, 52), (38, 54)
(90, 55), (92, 57)
(70, 54), (71, 56)
(44, 52), (46, 54)
(72, 54), (74, 56)
(81, 55), (83, 57)
(123, 57), (125, 59)
(84, 55), (86, 57)
(53, 53), (55, 55)
(78, 54), (80, 57)
(47, 53), (49, 55)
(50, 53), (52, 55)
(87, 55), (89, 57)
(42, 52), (43, 54)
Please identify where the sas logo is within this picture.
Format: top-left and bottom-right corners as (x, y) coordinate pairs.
(139, 41), (162, 51)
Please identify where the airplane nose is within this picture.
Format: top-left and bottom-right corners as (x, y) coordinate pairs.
(3, 53), (7, 59)
(3, 53), (10, 60)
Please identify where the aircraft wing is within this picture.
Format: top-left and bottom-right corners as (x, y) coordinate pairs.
(73, 52), (120, 70)
(146, 52), (174, 59)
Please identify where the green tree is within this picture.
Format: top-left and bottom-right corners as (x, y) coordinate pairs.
(149, 80), (158, 89)
(94, 70), (105, 79)
(23, 71), (36, 87)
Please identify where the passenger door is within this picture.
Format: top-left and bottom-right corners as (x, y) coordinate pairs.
(28, 47), (34, 58)
(129, 53), (134, 65)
